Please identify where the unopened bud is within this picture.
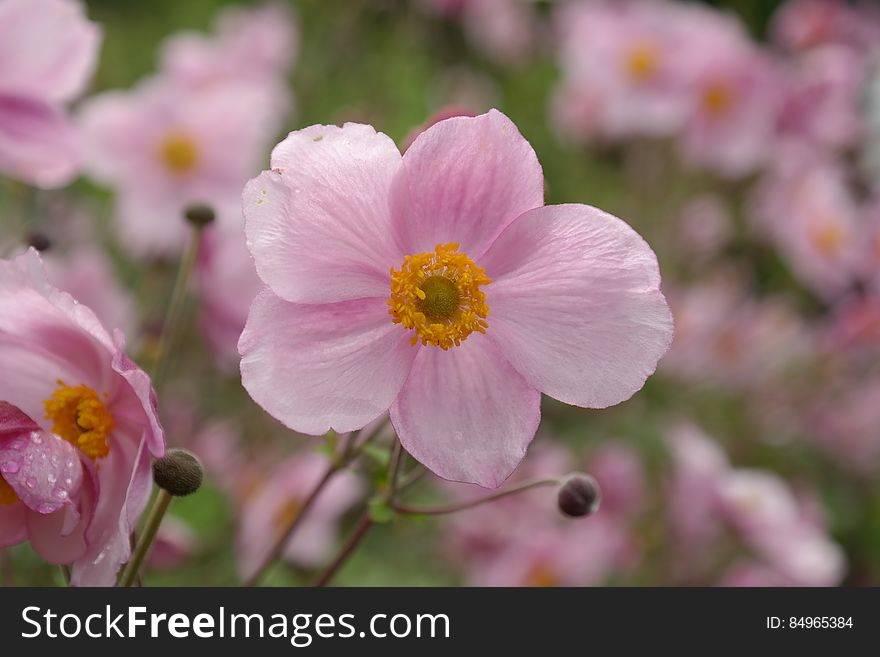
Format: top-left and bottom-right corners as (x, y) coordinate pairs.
(25, 231), (51, 252)
(153, 449), (203, 497)
(184, 204), (215, 228)
(557, 474), (601, 518)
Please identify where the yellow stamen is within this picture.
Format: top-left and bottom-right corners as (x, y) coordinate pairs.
(158, 132), (199, 175)
(0, 477), (18, 506)
(626, 42), (659, 82)
(43, 381), (114, 461)
(701, 82), (734, 118)
(388, 243), (491, 351)
(810, 222), (846, 258)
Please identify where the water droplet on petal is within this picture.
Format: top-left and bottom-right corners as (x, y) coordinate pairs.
(53, 487), (69, 500)
(25, 477), (36, 489)
(92, 551), (106, 565)
(30, 431), (42, 445)
(1, 460), (21, 474)
(47, 473), (57, 484)
(36, 502), (59, 514)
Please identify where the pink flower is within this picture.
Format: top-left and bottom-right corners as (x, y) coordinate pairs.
(239, 109), (673, 487)
(0, 249), (164, 585)
(675, 20), (783, 178)
(236, 452), (362, 580)
(0, 0), (101, 187)
(553, 0), (690, 141)
(146, 515), (197, 571)
(770, 0), (880, 53)
(79, 78), (276, 256)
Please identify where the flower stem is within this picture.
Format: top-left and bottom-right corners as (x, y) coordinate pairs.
(152, 222), (205, 392)
(390, 476), (561, 516)
(311, 512), (373, 587)
(311, 438), (405, 587)
(118, 489), (172, 587)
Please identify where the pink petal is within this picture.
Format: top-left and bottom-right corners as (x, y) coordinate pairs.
(0, 0), (101, 103)
(0, 502), (26, 547)
(110, 331), (165, 458)
(26, 470), (93, 564)
(244, 123), (405, 304)
(393, 109), (544, 258)
(481, 204), (674, 409)
(0, 94), (80, 188)
(390, 333), (541, 488)
(0, 402), (83, 514)
(239, 290), (417, 434)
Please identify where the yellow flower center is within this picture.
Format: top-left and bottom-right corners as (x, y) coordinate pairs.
(701, 82), (734, 118)
(626, 42), (659, 82)
(0, 476), (18, 505)
(810, 222), (846, 258)
(523, 562), (559, 587)
(158, 132), (199, 175)
(388, 243), (491, 350)
(43, 381), (114, 461)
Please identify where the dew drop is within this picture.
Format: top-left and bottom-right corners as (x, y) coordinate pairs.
(30, 431), (42, 445)
(36, 502), (59, 514)
(47, 473), (57, 484)
(53, 487), (69, 501)
(25, 477), (36, 489)
(0, 460), (21, 474)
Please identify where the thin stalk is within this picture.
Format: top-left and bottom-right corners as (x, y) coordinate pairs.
(390, 477), (560, 516)
(118, 489), (172, 587)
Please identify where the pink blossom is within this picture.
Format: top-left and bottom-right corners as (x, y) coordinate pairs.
(146, 515), (197, 571)
(0, 0), (101, 187)
(236, 452), (363, 580)
(676, 194), (733, 261)
(0, 249), (164, 585)
(770, 0), (880, 53)
(79, 78), (277, 256)
(239, 110), (673, 487)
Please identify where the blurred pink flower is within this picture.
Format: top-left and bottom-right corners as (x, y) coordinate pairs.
(676, 194), (733, 261)
(0, 0), (101, 187)
(770, 0), (880, 53)
(236, 452), (362, 580)
(553, 0), (691, 141)
(239, 109), (673, 487)
(0, 249), (165, 585)
(79, 78), (276, 256)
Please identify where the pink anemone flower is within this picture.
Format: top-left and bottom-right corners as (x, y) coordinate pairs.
(0, 0), (101, 187)
(0, 249), (164, 585)
(239, 109), (673, 487)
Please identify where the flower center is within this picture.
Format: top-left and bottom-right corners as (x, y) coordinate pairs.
(626, 42), (659, 82)
(158, 132), (199, 175)
(523, 562), (559, 587)
(701, 82), (734, 118)
(388, 243), (491, 350)
(0, 476), (18, 506)
(43, 381), (114, 461)
(810, 222), (846, 258)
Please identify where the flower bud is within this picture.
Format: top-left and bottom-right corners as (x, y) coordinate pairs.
(153, 449), (203, 497)
(25, 231), (51, 252)
(184, 203), (216, 228)
(557, 473), (601, 518)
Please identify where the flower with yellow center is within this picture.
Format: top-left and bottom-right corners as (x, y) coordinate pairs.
(626, 42), (659, 83)
(810, 222), (847, 258)
(158, 132), (200, 175)
(388, 242), (491, 350)
(43, 381), (114, 461)
(701, 82), (735, 119)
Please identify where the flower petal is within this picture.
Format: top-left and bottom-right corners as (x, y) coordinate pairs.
(109, 331), (165, 458)
(390, 334), (540, 488)
(0, 402), (83, 514)
(481, 204), (673, 408)
(393, 109), (544, 258)
(239, 290), (417, 434)
(0, 502), (26, 547)
(244, 123), (405, 303)
(0, 94), (80, 188)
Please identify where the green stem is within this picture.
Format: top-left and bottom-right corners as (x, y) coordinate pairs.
(152, 223), (204, 392)
(118, 489), (172, 587)
(390, 477), (560, 516)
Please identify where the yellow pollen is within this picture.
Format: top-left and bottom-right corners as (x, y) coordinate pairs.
(158, 132), (199, 175)
(43, 381), (114, 461)
(388, 243), (491, 351)
(626, 42), (659, 82)
(0, 476), (18, 506)
(811, 222), (846, 258)
(701, 82), (734, 118)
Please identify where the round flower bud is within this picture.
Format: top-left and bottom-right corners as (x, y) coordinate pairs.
(153, 449), (203, 497)
(557, 474), (601, 518)
(25, 231), (52, 252)
(184, 203), (216, 228)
